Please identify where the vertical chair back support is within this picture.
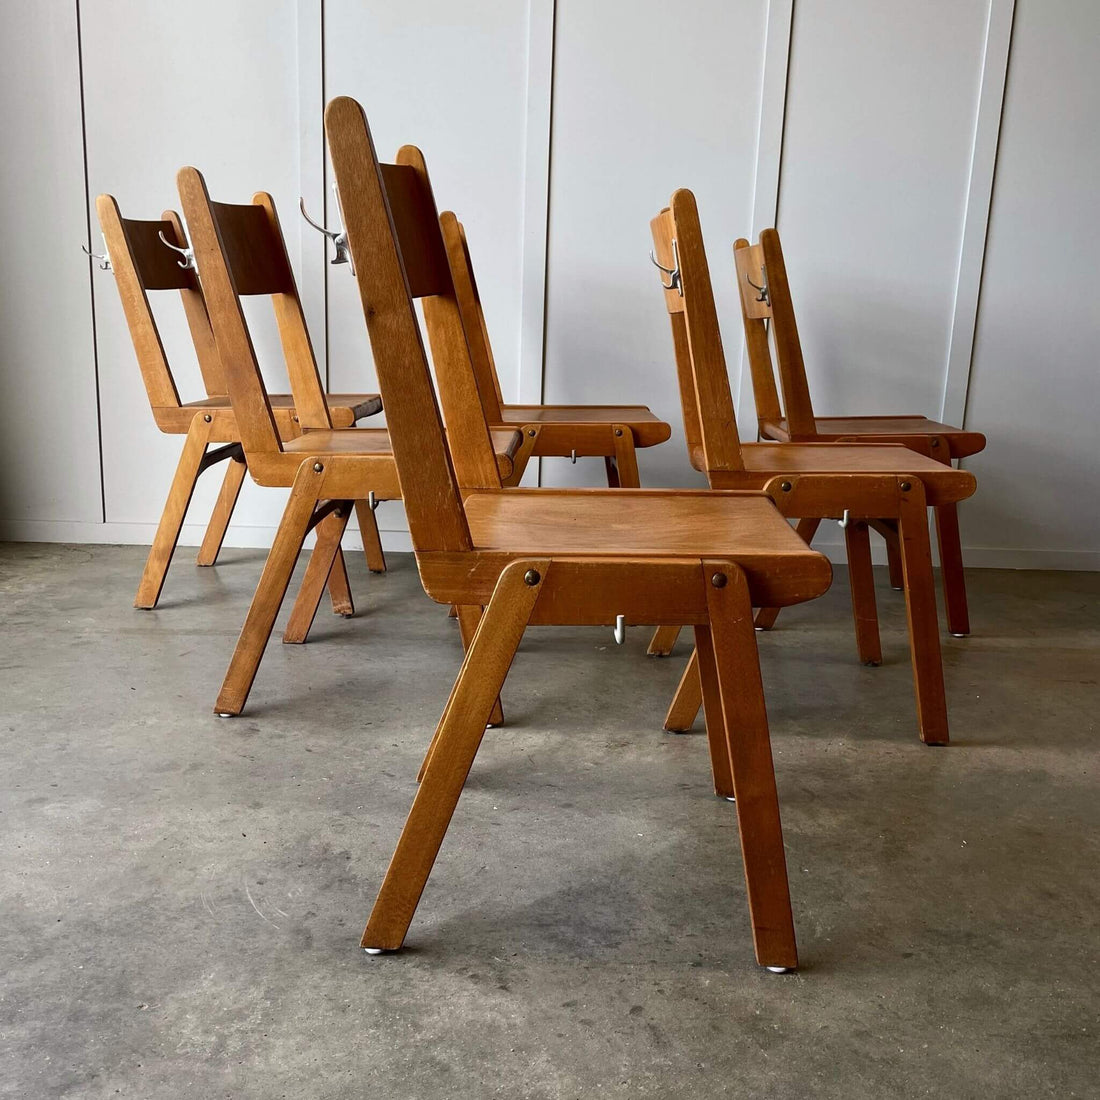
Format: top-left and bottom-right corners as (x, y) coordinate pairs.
(733, 238), (782, 426)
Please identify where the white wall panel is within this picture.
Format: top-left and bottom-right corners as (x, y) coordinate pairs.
(0, 1), (101, 524)
(542, 0), (766, 489)
(81, 0), (303, 532)
(777, 0), (989, 418)
(963, 0), (1100, 567)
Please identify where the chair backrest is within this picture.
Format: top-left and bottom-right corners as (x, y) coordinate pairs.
(651, 189), (746, 474)
(734, 227), (817, 437)
(325, 96), (508, 555)
(95, 194), (226, 410)
(176, 170), (332, 459)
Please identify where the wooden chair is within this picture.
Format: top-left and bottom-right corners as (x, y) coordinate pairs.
(95, 195), (387, 610)
(324, 95), (835, 971)
(646, 191), (977, 746)
(176, 170), (523, 718)
(738, 228), (986, 637)
(435, 213), (672, 486)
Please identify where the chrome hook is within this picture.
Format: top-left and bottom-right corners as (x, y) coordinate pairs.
(300, 197), (354, 271)
(613, 614), (626, 645)
(570, 449), (577, 464)
(157, 230), (196, 272)
(746, 264), (769, 304)
(649, 238), (682, 295)
(837, 508), (850, 530)
(368, 490), (379, 513)
(81, 235), (112, 271)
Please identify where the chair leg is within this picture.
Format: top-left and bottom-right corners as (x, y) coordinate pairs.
(844, 520), (882, 666)
(196, 455), (247, 567)
(610, 426), (640, 488)
(134, 418), (211, 609)
(355, 498), (387, 574)
(898, 485), (949, 745)
(935, 503), (970, 636)
(664, 648), (703, 732)
(457, 606), (504, 728)
(214, 484), (318, 716)
(692, 631), (735, 798)
(754, 517), (820, 630)
(283, 507), (353, 645)
(326, 547), (355, 617)
(704, 562), (798, 971)
(872, 519), (904, 591)
(647, 624), (682, 657)
(361, 561), (544, 952)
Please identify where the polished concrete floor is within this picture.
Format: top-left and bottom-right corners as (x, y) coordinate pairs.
(1, 541), (1097, 1098)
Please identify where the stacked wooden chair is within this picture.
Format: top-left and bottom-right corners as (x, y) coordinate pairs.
(95, 196), (387, 609)
(645, 191), (977, 746)
(321, 95), (837, 971)
(736, 228), (986, 637)
(176, 173), (524, 717)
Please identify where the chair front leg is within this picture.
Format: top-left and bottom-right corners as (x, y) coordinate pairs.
(844, 520), (882, 666)
(283, 506), (354, 644)
(647, 624), (682, 657)
(704, 561), (798, 971)
(361, 559), (546, 953)
(754, 517), (821, 630)
(935, 502), (970, 636)
(134, 416), (212, 608)
(196, 454), (248, 567)
(355, 497), (387, 574)
(607, 425), (641, 488)
(664, 648), (702, 733)
(897, 481), (949, 745)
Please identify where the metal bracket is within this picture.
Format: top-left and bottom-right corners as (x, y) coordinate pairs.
(300, 195), (354, 273)
(649, 238), (682, 295)
(158, 230), (197, 272)
(613, 614), (626, 645)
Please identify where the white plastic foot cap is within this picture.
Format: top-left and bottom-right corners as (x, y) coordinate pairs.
(363, 947), (384, 955)
(217, 713), (234, 719)
(766, 966), (794, 974)
(725, 796), (737, 803)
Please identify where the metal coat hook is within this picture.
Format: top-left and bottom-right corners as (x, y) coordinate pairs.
(300, 197), (354, 272)
(613, 614), (626, 645)
(368, 491), (379, 512)
(746, 264), (769, 304)
(570, 449), (577, 464)
(837, 508), (850, 529)
(649, 238), (682, 295)
(157, 230), (197, 272)
(81, 235), (112, 271)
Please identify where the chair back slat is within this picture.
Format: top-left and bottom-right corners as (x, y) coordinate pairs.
(733, 237), (782, 425)
(325, 96), (473, 554)
(378, 162), (453, 298)
(652, 194), (745, 473)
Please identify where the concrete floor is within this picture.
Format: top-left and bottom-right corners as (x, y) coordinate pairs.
(1, 541), (1097, 1098)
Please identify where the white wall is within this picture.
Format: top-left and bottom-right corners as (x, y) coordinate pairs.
(0, 0), (1096, 569)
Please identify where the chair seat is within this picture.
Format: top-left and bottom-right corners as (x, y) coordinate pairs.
(157, 392), (383, 433)
(499, 404), (672, 448)
(285, 426), (521, 460)
(760, 416), (985, 459)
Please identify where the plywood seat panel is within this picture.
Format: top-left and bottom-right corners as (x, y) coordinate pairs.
(761, 416), (986, 458)
(498, 404), (672, 447)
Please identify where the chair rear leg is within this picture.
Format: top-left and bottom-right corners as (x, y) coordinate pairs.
(704, 562), (798, 971)
(648, 624), (682, 657)
(609, 426), (641, 488)
(361, 561), (543, 952)
(355, 498), (387, 574)
(845, 520), (882, 666)
(283, 507), (353, 644)
(214, 484), (318, 716)
(871, 519), (904, 590)
(456, 606), (505, 728)
(935, 503), (970, 636)
(664, 648), (703, 732)
(196, 455), (247, 567)
(692, 631), (735, 798)
(754, 518), (820, 630)
(898, 484), (949, 745)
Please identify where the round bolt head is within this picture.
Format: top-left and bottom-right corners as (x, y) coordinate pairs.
(780, 480), (792, 492)
(614, 428), (623, 437)
(523, 568), (541, 586)
(203, 414), (212, 423)
(527, 428), (536, 437)
(931, 437), (940, 447)
(900, 480), (912, 492)
(313, 462), (324, 473)
(711, 572), (728, 588)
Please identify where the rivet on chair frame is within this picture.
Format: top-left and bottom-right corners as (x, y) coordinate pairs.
(523, 569), (541, 586)
(614, 428), (623, 437)
(900, 481), (912, 492)
(780, 481), (792, 492)
(527, 428), (536, 437)
(711, 572), (728, 588)
(313, 462), (324, 473)
(203, 414), (212, 423)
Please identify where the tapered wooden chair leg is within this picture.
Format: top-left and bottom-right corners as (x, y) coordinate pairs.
(844, 520), (882, 666)
(897, 484), (949, 745)
(457, 606), (504, 727)
(355, 498), (387, 574)
(664, 648), (703, 732)
(134, 417), (211, 609)
(648, 624), (682, 656)
(935, 502), (970, 636)
(214, 484), (319, 716)
(872, 519), (904, 591)
(692, 630), (735, 798)
(196, 455), (247, 567)
(362, 561), (544, 952)
(704, 562), (798, 971)
(283, 508), (353, 644)
(754, 518), (821, 630)
(326, 547), (355, 617)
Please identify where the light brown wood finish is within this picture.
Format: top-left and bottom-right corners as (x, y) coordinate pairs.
(95, 195), (385, 608)
(325, 96), (833, 970)
(436, 210), (671, 486)
(739, 227), (986, 636)
(651, 190), (976, 745)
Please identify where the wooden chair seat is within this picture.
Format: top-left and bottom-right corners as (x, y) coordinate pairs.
(152, 392), (382, 433)
(498, 404), (671, 446)
(760, 416), (986, 459)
